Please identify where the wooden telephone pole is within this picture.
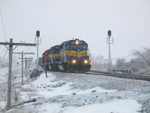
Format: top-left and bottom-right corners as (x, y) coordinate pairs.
(0, 38), (36, 110)
(13, 52), (34, 85)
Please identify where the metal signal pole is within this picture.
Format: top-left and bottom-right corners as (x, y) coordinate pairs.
(34, 30), (41, 60)
(106, 30), (114, 72)
(0, 38), (36, 110)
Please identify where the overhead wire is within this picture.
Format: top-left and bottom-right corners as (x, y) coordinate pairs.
(0, 9), (8, 60)
(3, 49), (8, 59)
(0, 9), (7, 42)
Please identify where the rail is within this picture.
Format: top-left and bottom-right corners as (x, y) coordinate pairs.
(87, 70), (150, 81)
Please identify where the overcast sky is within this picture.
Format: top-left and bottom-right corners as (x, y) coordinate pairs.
(0, 0), (150, 60)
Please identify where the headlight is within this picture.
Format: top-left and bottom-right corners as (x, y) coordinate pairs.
(72, 59), (77, 64)
(75, 40), (79, 45)
(84, 60), (88, 64)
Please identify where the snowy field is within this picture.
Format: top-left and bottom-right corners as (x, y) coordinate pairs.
(1, 66), (150, 113)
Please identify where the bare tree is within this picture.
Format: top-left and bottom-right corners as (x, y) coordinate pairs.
(91, 55), (107, 71)
(115, 58), (126, 70)
(133, 48), (150, 67)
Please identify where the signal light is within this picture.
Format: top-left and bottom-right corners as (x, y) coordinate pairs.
(36, 30), (40, 37)
(108, 30), (111, 37)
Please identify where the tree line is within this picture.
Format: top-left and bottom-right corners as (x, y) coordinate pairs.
(91, 48), (150, 76)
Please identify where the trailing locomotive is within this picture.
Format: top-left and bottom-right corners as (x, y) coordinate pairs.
(41, 39), (91, 72)
(50, 45), (61, 71)
(41, 49), (50, 68)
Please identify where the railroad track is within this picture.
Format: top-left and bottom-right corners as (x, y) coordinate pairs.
(44, 68), (150, 81)
(86, 70), (150, 81)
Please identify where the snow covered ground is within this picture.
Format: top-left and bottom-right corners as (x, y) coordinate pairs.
(1, 66), (150, 113)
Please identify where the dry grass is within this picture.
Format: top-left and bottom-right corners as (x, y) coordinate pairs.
(20, 87), (37, 92)
(138, 68), (150, 76)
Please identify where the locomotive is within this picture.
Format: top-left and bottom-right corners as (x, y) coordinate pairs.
(41, 49), (50, 68)
(41, 39), (91, 72)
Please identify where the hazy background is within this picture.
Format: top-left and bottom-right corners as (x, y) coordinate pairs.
(0, 0), (150, 61)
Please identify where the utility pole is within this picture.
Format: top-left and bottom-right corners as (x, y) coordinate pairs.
(106, 30), (114, 72)
(0, 38), (36, 110)
(24, 57), (33, 71)
(24, 57), (33, 80)
(13, 52), (34, 85)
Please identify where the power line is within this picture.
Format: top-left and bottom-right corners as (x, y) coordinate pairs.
(0, 9), (7, 42)
(2, 49), (8, 59)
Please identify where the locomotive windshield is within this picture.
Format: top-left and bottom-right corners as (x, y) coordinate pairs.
(54, 48), (60, 54)
(67, 44), (87, 49)
(51, 46), (60, 54)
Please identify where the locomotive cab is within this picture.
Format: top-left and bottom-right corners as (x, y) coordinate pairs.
(50, 45), (61, 71)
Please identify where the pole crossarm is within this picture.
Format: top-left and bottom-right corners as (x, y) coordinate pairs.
(18, 57), (33, 61)
(18, 58), (33, 59)
(0, 42), (36, 46)
(13, 52), (34, 55)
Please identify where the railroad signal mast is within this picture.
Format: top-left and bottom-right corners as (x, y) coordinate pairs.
(107, 30), (114, 72)
(34, 30), (41, 60)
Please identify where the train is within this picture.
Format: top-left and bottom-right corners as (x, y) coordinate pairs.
(40, 39), (91, 73)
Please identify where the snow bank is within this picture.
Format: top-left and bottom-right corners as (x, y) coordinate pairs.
(37, 99), (141, 113)
(21, 72), (117, 99)
(64, 99), (141, 113)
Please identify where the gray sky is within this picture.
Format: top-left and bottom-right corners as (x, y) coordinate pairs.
(0, 0), (150, 60)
